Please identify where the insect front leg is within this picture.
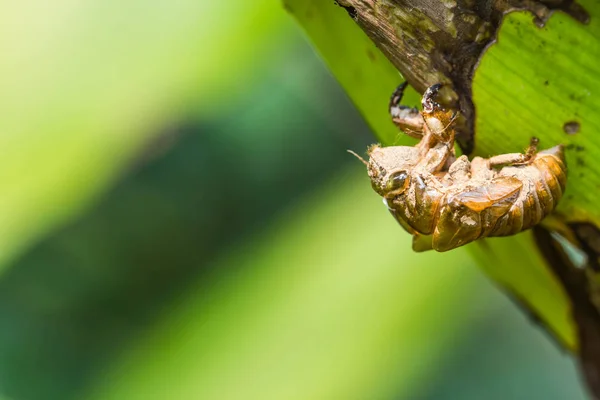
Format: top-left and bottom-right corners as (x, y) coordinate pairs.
(488, 137), (539, 167)
(389, 82), (425, 138)
(415, 142), (454, 174)
(421, 83), (457, 144)
(386, 198), (417, 234)
(389, 201), (435, 252)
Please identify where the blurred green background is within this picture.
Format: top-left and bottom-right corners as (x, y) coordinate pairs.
(0, 1), (589, 399)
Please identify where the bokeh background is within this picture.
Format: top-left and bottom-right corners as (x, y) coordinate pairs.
(0, 1), (589, 399)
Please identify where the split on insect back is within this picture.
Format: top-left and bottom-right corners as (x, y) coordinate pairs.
(350, 82), (567, 252)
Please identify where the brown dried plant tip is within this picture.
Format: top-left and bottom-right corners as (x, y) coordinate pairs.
(360, 83), (567, 252)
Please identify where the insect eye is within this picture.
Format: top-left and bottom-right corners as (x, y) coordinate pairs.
(387, 170), (409, 192)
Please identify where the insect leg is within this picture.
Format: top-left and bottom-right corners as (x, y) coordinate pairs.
(420, 84), (457, 147)
(386, 200), (418, 235)
(445, 155), (471, 184)
(389, 82), (425, 138)
(525, 137), (539, 158)
(433, 176), (522, 250)
(432, 198), (482, 252)
(469, 157), (496, 180)
(488, 137), (540, 167)
(488, 153), (529, 166)
(421, 83), (443, 114)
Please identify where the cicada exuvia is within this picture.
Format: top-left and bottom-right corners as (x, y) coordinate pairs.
(351, 83), (567, 252)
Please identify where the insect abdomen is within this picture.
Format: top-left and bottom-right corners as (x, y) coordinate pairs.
(490, 145), (566, 237)
(534, 145), (567, 202)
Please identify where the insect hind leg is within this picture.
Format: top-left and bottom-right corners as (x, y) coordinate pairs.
(488, 137), (540, 167)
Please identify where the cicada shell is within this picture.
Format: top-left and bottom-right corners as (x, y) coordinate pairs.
(353, 83), (567, 252)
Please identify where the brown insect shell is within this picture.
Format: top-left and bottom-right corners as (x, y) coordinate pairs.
(369, 144), (567, 252)
(369, 82), (567, 252)
(368, 145), (446, 236)
(490, 146), (567, 237)
(431, 146), (567, 251)
(391, 171), (445, 235)
(431, 177), (522, 251)
(367, 145), (420, 197)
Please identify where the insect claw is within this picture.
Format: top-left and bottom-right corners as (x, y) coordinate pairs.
(429, 83), (443, 92)
(530, 137), (540, 148)
(422, 83), (444, 113)
(525, 137), (540, 160)
(389, 81), (409, 110)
